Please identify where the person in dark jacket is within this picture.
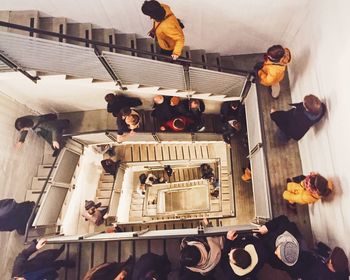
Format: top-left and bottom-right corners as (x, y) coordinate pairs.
(177, 99), (205, 131)
(0, 199), (35, 235)
(83, 256), (133, 280)
(254, 215), (314, 278)
(11, 238), (74, 279)
(220, 230), (267, 280)
(15, 114), (70, 153)
(160, 116), (194, 132)
(270, 94), (326, 141)
(220, 101), (244, 123)
(105, 93), (142, 117)
(302, 245), (349, 280)
(151, 95), (178, 124)
(101, 159), (121, 177)
(131, 253), (171, 280)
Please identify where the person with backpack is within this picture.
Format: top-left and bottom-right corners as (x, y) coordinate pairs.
(142, 0), (185, 60)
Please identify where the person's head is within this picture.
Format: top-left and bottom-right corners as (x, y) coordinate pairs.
(266, 45), (285, 62)
(275, 231), (299, 266)
(312, 174), (330, 197)
(173, 118), (185, 131)
(153, 95), (164, 105)
(105, 93), (115, 103)
(303, 94), (323, 115)
(85, 200), (96, 211)
(190, 99), (201, 109)
(328, 247), (349, 273)
(229, 248), (251, 269)
(230, 101), (240, 111)
(125, 114), (140, 127)
(141, 0), (166, 21)
(170, 96), (180, 106)
(180, 245), (201, 267)
(139, 173), (147, 184)
(120, 107), (132, 117)
(15, 117), (34, 131)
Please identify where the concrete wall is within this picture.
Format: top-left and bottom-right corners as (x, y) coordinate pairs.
(0, 0), (309, 55)
(0, 92), (44, 277)
(284, 0), (350, 258)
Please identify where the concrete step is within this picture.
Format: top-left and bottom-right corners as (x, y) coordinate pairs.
(92, 28), (116, 52)
(210, 202), (221, 212)
(66, 23), (92, 47)
(31, 177), (52, 190)
(42, 153), (56, 165)
(100, 182), (113, 189)
(38, 17), (67, 42)
(0, 10), (39, 36)
(190, 49), (207, 69)
(136, 38), (156, 59)
(37, 165), (57, 177)
(96, 197), (109, 207)
(115, 33), (137, 56)
(96, 189), (112, 198)
(101, 174), (114, 183)
(206, 53), (221, 71)
(129, 210), (143, 218)
(25, 189), (46, 202)
(130, 203), (143, 211)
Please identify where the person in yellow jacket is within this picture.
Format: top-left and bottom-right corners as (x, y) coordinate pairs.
(142, 0), (185, 60)
(283, 172), (333, 209)
(255, 45), (291, 98)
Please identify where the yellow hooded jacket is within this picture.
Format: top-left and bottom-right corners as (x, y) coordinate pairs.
(283, 179), (333, 205)
(258, 48), (291, 86)
(154, 4), (185, 56)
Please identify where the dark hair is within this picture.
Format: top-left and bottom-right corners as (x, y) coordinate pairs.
(173, 118), (185, 130)
(141, 0), (166, 21)
(139, 173), (147, 184)
(331, 247), (349, 272)
(120, 107), (132, 117)
(303, 94), (322, 115)
(313, 174), (330, 196)
(267, 45), (285, 62)
(232, 248), (252, 269)
(15, 117), (34, 130)
(180, 245), (201, 267)
(105, 93), (115, 103)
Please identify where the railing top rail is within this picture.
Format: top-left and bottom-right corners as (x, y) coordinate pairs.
(0, 20), (250, 76)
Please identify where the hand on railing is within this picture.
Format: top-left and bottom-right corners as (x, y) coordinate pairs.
(36, 238), (47, 250)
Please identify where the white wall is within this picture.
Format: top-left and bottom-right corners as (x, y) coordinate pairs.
(284, 0), (350, 258)
(0, 0), (308, 55)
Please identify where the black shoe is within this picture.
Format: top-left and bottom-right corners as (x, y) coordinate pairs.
(286, 178), (292, 183)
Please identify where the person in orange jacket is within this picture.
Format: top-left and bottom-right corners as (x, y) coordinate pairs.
(255, 45), (291, 98)
(283, 172), (333, 211)
(142, 0), (185, 60)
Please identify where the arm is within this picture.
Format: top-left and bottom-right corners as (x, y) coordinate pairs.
(166, 24), (185, 57)
(264, 215), (290, 233)
(12, 241), (38, 277)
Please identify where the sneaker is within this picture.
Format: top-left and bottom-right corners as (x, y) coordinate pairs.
(271, 83), (281, 99)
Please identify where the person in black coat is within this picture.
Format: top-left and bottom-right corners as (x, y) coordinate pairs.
(105, 93), (142, 117)
(220, 230), (266, 280)
(151, 95), (178, 124)
(0, 199), (35, 235)
(220, 101), (245, 123)
(177, 99), (205, 131)
(11, 238), (74, 279)
(302, 245), (349, 280)
(131, 253), (171, 280)
(270, 94), (326, 141)
(254, 215), (314, 278)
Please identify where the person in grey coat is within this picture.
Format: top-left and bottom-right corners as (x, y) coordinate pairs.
(15, 114), (70, 152)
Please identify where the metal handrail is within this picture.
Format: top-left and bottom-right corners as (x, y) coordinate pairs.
(0, 20), (250, 75)
(24, 150), (61, 244)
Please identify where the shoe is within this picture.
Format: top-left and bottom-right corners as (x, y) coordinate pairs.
(241, 168), (252, 182)
(286, 178), (292, 183)
(271, 83), (281, 99)
(197, 125), (206, 132)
